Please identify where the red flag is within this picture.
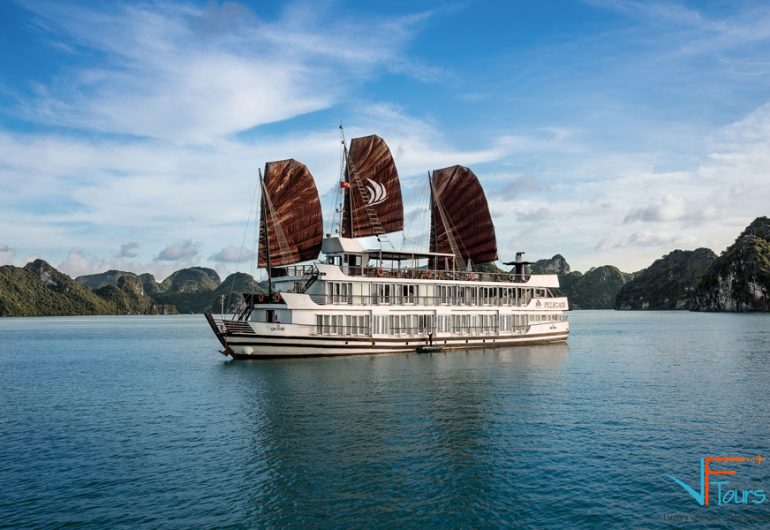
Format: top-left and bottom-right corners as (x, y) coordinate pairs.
(340, 181), (351, 189)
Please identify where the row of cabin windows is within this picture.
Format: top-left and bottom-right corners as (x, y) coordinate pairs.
(315, 314), (370, 336)
(323, 282), (549, 306)
(358, 313), (563, 336)
(436, 286), (541, 305)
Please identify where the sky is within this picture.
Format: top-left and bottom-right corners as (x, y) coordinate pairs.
(1, 0), (770, 281)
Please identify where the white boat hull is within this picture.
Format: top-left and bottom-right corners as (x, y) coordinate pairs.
(206, 314), (568, 358)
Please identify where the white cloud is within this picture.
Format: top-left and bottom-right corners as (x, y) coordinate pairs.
(155, 240), (199, 261)
(209, 245), (255, 263)
(516, 208), (551, 223)
(0, 244), (16, 264)
(3, 0), (770, 277)
(17, 1), (435, 143)
(56, 248), (194, 281)
(500, 175), (550, 199)
(595, 230), (698, 251)
(155, 239), (199, 261)
(58, 249), (99, 277)
(117, 242), (139, 258)
(623, 193), (686, 223)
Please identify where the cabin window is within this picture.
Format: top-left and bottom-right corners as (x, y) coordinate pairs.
(401, 284), (417, 304)
(438, 285), (449, 305)
(328, 282), (353, 304)
(344, 254), (363, 275)
(345, 254), (362, 266)
(374, 283), (395, 305)
(373, 315), (387, 334)
(417, 315), (426, 333)
(481, 287), (492, 305)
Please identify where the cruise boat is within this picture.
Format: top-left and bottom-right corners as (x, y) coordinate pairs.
(205, 133), (569, 358)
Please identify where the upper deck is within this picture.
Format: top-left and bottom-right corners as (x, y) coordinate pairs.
(272, 262), (549, 285)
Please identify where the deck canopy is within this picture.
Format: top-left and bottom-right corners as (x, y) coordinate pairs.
(363, 248), (454, 262)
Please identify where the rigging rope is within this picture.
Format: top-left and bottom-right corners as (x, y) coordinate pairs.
(260, 178), (295, 265)
(429, 174), (469, 270)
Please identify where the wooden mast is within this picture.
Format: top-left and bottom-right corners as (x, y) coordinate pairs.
(259, 168), (273, 297)
(429, 170), (464, 271)
(340, 125), (354, 238)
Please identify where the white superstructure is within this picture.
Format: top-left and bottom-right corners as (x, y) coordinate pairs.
(206, 238), (569, 358)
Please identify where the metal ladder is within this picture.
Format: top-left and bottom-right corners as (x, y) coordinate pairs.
(300, 266), (320, 292)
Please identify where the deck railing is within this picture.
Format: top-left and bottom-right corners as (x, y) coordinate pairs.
(273, 264), (531, 283)
(232, 319), (567, 338)
(307, 294), (541, 307)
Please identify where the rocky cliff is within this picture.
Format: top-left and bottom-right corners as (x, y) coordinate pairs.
(616, 248), (716, 310)
(1, 261), (254, 316)
(563, 266), (630, 309)
(153, 270), (259, 314)
(525, 255), (629, 309)
(94, 276), (177, 315)
(692, 217), (770, 312)
(0, 260), (115, 316)
(531, 254), (570, 275)
(159, 267), (220, 293)
(75, 269), (138, 290)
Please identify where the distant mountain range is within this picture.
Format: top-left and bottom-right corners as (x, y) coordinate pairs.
(530, 216), (768, 311)
(615, 248), (716, 310)
(0, 261), (261, 317)
(1, 217), (768, 316)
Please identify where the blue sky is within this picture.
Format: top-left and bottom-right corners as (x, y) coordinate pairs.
(2, 0), (770, 280)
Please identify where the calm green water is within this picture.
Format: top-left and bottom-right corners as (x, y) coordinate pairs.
(1, 311), (769, 528)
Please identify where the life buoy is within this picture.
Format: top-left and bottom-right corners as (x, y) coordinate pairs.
(376, 267), (384, 277)
(257, 293), (266, 303)
(508, 273), (516, 282)
(272, 293), (282, 303)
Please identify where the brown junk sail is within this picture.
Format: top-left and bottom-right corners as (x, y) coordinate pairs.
(341, 134), (403, 238)
(258, 159), (323, 268)
(430, 165), (498, 268)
